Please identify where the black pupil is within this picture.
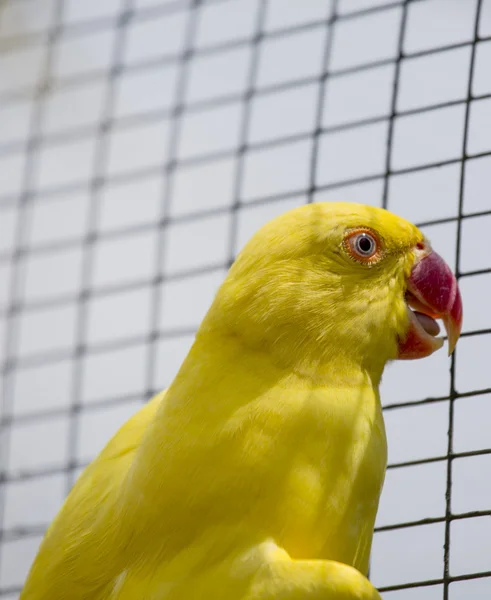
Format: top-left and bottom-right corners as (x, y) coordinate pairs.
(357, 235), (373, 254)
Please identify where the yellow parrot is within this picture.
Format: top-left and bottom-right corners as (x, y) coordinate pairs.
(20, 202), (462, 600)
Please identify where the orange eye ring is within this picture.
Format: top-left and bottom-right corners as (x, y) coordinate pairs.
(343, 228), (383, 266)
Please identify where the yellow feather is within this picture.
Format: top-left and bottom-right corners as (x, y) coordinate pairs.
(21, 203), (424, 599)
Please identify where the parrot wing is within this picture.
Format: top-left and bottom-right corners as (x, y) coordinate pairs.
(20, 391), (167, 600)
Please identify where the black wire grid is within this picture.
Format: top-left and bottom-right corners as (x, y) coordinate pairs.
(0, 0), (491, 597)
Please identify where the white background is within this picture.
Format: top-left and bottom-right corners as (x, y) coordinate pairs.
(1, 0), (491, 598)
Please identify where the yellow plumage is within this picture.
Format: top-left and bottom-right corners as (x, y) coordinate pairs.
(20, 202), (456, 600)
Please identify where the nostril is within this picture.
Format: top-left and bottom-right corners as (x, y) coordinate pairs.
(416, 241), (425, 251)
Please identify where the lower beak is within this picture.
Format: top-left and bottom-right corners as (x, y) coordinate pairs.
(397, 250), (463, 360)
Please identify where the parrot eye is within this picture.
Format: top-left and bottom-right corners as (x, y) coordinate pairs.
(354, 234), (375, 255)
(343, 228), (383, 265)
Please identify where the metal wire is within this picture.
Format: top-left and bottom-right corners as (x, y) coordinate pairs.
(443, 3), (484, 600)
(0, 0), (490, 597)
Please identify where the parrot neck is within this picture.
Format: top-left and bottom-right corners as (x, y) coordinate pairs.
(202, 268), (403, 388)
(198, 326), (383, 388)
(200, 310), (390, 388)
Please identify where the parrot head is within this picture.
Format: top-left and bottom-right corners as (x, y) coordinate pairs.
(208, 202), (462, 379)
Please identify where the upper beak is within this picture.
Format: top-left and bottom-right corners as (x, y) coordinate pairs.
(398, 249), (463, 360)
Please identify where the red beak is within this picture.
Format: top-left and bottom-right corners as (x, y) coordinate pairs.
(397, 250), (463, 360)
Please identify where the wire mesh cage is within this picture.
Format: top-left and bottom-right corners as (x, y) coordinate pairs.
(0, 0), (490, 598)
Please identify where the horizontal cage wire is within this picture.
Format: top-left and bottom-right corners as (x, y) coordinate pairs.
(0, 0), (490, 598)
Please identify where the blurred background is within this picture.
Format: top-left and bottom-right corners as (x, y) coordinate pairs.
(0, 0), (490, 598)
